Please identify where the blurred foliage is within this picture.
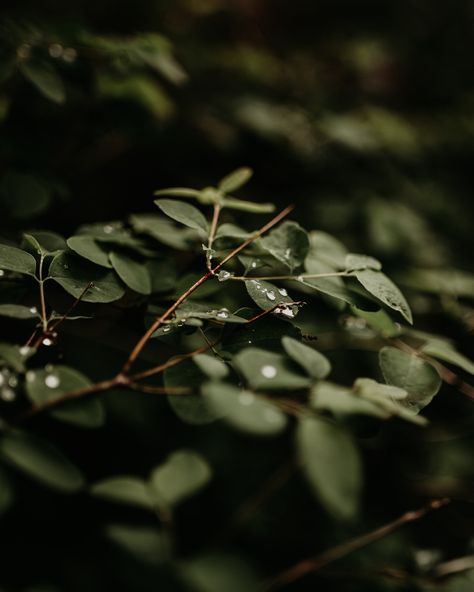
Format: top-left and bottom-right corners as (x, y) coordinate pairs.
(0, 1), (473, 591)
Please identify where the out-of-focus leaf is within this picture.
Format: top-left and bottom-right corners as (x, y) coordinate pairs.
(233, 347), (311, 391)
(150, 450), (212, 507)
(0, 244), (37, 276)
(20, 60), (65, 104)
(0, 431), (84, 492)
(91, 476), (153, 509)
(296, 416), (362, 521)
(379, 347), (442, 413)
(218, 167), (253, 193)
(281, 336), (331, 379)
(25, 365), (104, 428)
(202, 381), (287, 436)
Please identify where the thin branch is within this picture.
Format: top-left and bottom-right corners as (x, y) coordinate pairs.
(130, 343), (213, 381)
(49, 281), (94, 331)
(38, 254), (48, 332)
(127, 382), (193, 396)
(262, 498), (451, 591)
(122, 205), (294, 374)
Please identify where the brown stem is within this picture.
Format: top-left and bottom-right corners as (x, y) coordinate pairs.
(121, 205), (294, 374)
(130, 343), (213, 381)
(262, 498), (451, 591)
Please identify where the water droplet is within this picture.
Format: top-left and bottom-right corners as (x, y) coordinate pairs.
(42, 337), (53, 347)
(239, 392), (255, 406)
(26, 371), (36, 382)
(216, 308), (229, 320)
(0, 270), (4, 277)
(162, 326), (171, 333)
(1, 387), (16, 402)
(297, 275), (304, 282)
(278, 288), (288, 297)
(48, 43), (63, 58)
(266, 291), (276, 301)
(103, 224), (114, 234)
(284, 248), (292, 259)
(247, 340), (252, 344)
(251, 261), (257, 269)
(63, 47), (77, 63)
(280, 308), (295, 318)
(19, 345), (31, 356)
(177, 320), (185, 327)
(8, 375), (18, 388)
(261, 365), (277, 379)
(45, 374), (60, 389)
(218, 270), (233, 282)
(64, 264), (69, 270)
(29, 306), (38, 314)
(17, 44), (31, 59)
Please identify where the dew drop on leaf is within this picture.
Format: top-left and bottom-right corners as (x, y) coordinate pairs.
(45, 374), (60, 389)
(261, 365), (277, 378)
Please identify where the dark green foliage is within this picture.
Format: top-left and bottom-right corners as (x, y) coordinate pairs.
(0, 3), (473, 592)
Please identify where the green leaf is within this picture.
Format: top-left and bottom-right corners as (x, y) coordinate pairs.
(105, 524), (168, 566)
(282, 336), (331, 379)
(233, 348), (311, 391)
(351, 306), (401, 337)
(245, 279), (300, 320)
(0, 431), (84, 492)
(164, 358), (218, 425)
(25, 365), (105, 428)
(379, 347), (442, 413)
(215, 223), (252, 241)
(20, 60), (65, 104)
(153, 187), (202, 199)
(220, 197), (275, 213)
(179, 554), (259, 592)
(0, 343), (31, 372)
(193, 354), (229, 379)
(260, 221), (310, 270)
(150, 450), (212, 507)
(0, 304), (40, 320)
(302, 257), (355, 306)
(345, 253), (382, 271)
(49, 252), (125, 303)
(109, 251), (151, 295)
(130, 213), (194, 250)
(296, 416), (362, 521)
(202, 381), (288, 436)
(0, 244), (37, 276)
(67, 236), (113, 268)
(24, 231), (66, 253)
(174, 301), (247, 325)
(311, 381), (386, 418)
(91, 476), (154, 509)
(353, 269), (413, 324)
(308, 230), (347, 269)
(421, 339), (474, 376)
(218, 167), (253, 193)
(154, 199), (208, 233)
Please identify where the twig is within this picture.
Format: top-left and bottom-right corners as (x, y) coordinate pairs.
(206, 203), (221, 270)
(121, 205), (294, 374)
(262, 498), (451, 591)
